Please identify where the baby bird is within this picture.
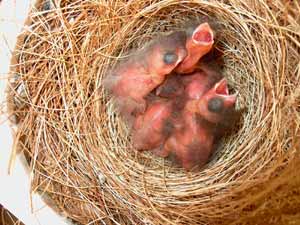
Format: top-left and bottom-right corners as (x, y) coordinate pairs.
(157, 46), (223, 100)
(175, 22), (214, 74)
(155, 72), (210, 100)
(132, 98), (174, 151)
(154, 78), (237, 170)
(156, 70), (222, 103)
(181, 71), (219, 100)
(103, 31), (187, 122)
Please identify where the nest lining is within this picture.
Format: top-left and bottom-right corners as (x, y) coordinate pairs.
(6, 0), (300, 224)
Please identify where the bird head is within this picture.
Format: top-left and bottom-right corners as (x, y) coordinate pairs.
(147, 31), (187, 77)
(196, 78), (237, 123)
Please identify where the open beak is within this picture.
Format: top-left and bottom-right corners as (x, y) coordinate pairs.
(214, 78), (237, 106)
(192, 22), (214, 46)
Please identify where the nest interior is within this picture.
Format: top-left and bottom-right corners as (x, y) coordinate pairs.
(6, 0), (300, 224)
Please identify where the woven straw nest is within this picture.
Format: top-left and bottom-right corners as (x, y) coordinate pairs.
(6, 0), (300, 224)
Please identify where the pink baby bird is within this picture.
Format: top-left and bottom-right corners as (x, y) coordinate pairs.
(156, 48), (223, 100)
(154, 78), (237, 170)
(103, 31), (187, 122)
(132, 99), (174, 151)
(175, 22), (214, 74)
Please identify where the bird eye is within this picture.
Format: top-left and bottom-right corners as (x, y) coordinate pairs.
(163, 52), (178, 64)
(207, 97), (223, 113)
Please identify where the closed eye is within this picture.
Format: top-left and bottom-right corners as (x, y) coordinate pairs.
(163, 52), (178, 64)
(207, 97), (224, 113)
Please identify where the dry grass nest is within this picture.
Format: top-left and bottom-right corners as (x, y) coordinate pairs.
(6, 0), (300, 224)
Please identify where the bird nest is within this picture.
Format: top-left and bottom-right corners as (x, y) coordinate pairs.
(6, 0), (300, 224)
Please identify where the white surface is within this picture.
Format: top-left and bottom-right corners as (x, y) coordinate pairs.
(0, 1), (70, 225)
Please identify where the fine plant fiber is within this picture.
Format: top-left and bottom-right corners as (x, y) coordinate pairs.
(6, 0), (300, 224)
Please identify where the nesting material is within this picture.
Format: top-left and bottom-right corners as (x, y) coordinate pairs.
(6, 0), (300, 224)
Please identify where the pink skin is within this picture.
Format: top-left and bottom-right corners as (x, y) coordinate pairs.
(153, 106), (214, 170)
(156, 71), (216, 100)
(181, 72), (213, 100)
(132, 100), (173, 150)
(103, 31), (187, 121)
(154, 78), (237, 170)
(197, 78), (237, 123)
(175, 22), (214, 74)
